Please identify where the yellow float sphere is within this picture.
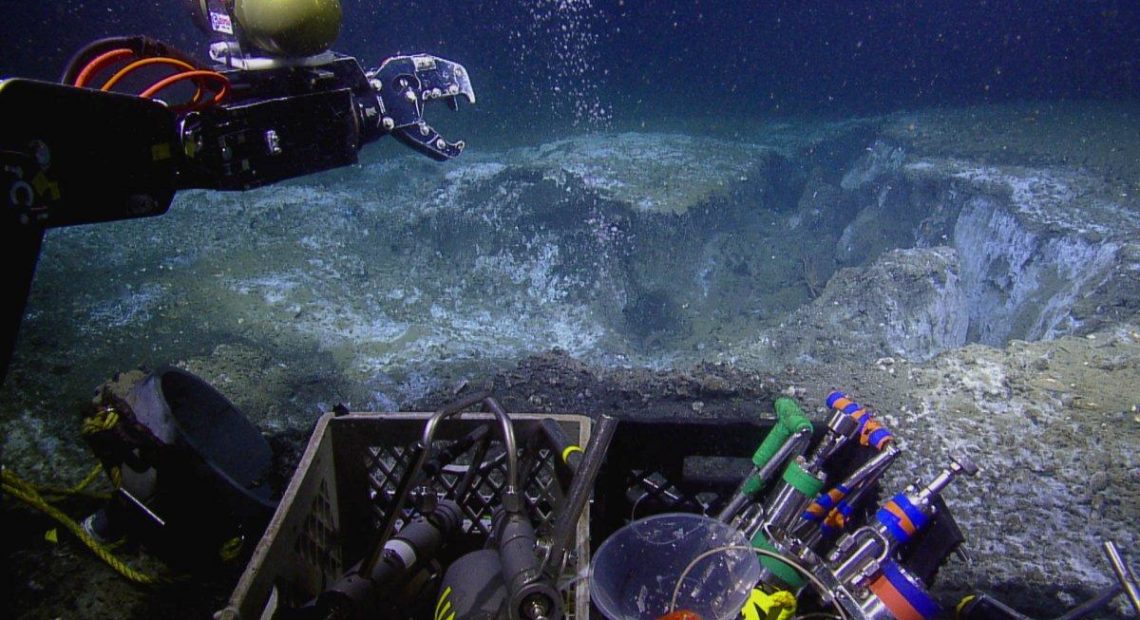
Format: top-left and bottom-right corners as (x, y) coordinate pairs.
(235, 0), (343, 57)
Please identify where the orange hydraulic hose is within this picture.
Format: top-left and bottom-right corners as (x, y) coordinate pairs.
(74, 48), (134, 87)
(139, 70), (230, 107)
(101, 57), (207, 106)
(101, 57), (192, 90)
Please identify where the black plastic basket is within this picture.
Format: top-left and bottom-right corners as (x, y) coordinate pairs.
(589, 416), (778, 546)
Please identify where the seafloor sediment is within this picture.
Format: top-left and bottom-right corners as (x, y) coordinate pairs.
(2, 101), (1138, 618)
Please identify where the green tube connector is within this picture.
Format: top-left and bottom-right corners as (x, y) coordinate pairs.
(751, 530), (806, 588)
(751, 397), (814, 470)
(717, 397), (816, 523)
(741, 473), (763, 496)
(781, 459), (825, 497)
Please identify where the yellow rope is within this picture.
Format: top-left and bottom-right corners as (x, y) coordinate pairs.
(82, 406), (120, 435)
(32, 464), (112, 501)
(219, 536), (245, 563)
(2, 468), (158, 584)
(78, 406), (124, 492)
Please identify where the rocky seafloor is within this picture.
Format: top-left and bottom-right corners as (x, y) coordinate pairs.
(3, 101), (1139, 618)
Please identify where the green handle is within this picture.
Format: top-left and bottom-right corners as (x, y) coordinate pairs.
(751, 397), (813, 469)
(775, 397), (813, 435)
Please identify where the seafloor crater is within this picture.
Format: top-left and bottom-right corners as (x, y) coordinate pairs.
(15, 109), (1137, 407)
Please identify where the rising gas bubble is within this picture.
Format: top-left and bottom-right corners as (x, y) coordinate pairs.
(511, 0), (612, 128)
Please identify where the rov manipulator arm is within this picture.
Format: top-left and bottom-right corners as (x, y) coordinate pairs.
(0, 37), (475, 378)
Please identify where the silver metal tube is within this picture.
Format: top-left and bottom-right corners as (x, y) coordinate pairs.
(804, 410), (860, 472)
(470, 397), (521, 498)
(764, 457), (825, 535)
(1104, 541), (1140, 617)
(841, 445), (901, 490)
(830, 527), (890, 586)
(916, 451), (978, 506)
(717, 491), (753, 524)
(797, 446), (901, 543)
(757, 428), (813, 483)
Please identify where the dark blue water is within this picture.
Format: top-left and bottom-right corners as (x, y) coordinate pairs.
(2, 0), (1136, 133)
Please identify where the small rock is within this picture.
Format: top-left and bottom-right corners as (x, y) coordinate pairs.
(782, 385), (804, 398)
(1025, 408), (1041, 425)
(1054, 591), (1078, 607)
(691, 401), (705, 412)
(1092, 355), (1128, 371)
(1088, 471), (1109, 493)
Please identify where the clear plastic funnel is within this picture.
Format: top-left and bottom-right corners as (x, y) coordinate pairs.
(590, 513), (761, 620)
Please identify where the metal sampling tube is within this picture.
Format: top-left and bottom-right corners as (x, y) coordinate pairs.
(844, 445), (901, 490)
(763, 457), (827, 536)
(718, 427), (812, 522)
(829, 526), (891, 585)
(796, 445), (901, 545)
(828, 452), (977, 588)
(803, 408), (860, 472)
(747, 455), (827, 589)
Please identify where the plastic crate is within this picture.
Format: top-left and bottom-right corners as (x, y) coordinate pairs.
(219, 411), (593, 620)
(589, 416), (778, 542)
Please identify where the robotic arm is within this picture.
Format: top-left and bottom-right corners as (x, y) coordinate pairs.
(0, 0), (475, 378)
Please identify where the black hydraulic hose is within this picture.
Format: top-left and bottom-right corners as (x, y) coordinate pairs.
(1054, 584), (1124, 620)
(539, 418), (583, 474)
(541, 415), (618, 581)
(424, 424), (490, 477)
(452, 431), (493, 505)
